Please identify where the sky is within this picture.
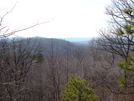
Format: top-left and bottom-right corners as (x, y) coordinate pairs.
(0, 0), (111, 38)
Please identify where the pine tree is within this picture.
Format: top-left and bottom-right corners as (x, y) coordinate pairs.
(62, 75), (98, 101)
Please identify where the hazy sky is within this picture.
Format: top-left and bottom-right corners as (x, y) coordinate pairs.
(1, 0), (111, 38)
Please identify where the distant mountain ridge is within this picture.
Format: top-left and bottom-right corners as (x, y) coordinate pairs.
(60, 37), (92, 42)
(3, 37), (78, 55)
(28, 37), (78, 55)
(60, 37), (93, 45)
(2, 37), (94, 55)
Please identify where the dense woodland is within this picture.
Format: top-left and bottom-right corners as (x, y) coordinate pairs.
(1, 0), (134, 101)
(0, 36), (133, 101)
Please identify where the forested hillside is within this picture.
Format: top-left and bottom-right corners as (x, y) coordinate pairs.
(1, 0), (134, 101)
(0, 36), (134, 101)
(30, 37), (78, 55)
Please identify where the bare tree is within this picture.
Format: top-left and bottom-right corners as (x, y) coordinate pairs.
(0, 38), (44, 101)
(98, 0), (134, 57)
(98, 0), (134, 100)
(0, 3), (54, 100)
(0, 1), (54, 38)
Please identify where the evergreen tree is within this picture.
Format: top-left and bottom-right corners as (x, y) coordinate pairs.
(62, 75), (98, 101)
(98, 0), (134, 87)
(36, 53), (44, 63)
(116, 8), (134, 86)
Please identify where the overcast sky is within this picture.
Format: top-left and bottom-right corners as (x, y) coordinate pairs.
(1, 0), (111, 38)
